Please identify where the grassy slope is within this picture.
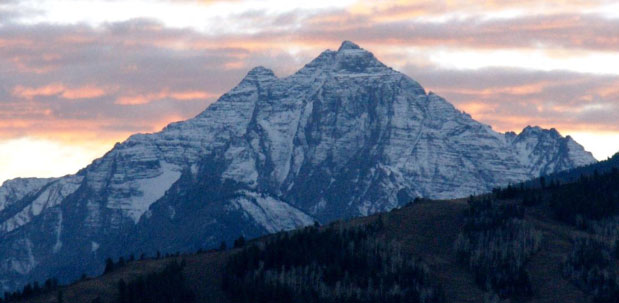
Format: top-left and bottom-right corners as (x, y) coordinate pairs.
(15, 198), (605, 303)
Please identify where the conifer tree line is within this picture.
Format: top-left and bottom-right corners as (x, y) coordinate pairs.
(454, 196), (542, 299)
(530, 152), (619, 187)
(0, 278), (59, 303)
(0, 251), (178, 303)
(103, 251), (182, 275)
(116, 260), (195, 303)
(492, 167), (619, 226)
(549, 168), (619, 224)
(222, 219), (445, 303)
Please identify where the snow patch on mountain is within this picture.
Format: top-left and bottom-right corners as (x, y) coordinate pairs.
(7, 239), (36, 275)
(53, 211), (63, 253)
(231, 191), (315, 233)
(91, 241), (100, 253)
(0, 178), (53, 212)
(114, 161), (181, 223)
(0, 176), (82, 234)
(222, 144), (259, 187)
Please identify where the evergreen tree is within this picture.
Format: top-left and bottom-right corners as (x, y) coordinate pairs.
(104, 258), (115, 274)
(117, 257), (126, 267)
(233, 235), (246, 248)
(114, 261), (195, 303)
(118, 279), (127, 303)
(21, 283), (32, 297)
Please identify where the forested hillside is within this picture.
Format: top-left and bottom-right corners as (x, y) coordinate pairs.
(493, 158), (619, 302)
(223, 220), (445, 303)
(525, 152), (618, 187)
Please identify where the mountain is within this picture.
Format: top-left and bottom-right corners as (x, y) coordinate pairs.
(9, 162), (619, 303)
(0, 41), (595, 292)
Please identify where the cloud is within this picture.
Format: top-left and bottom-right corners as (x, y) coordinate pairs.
(0, 0), (618, 181)
(402, 66), (619, 133)
(0, 18), (617, 141)
(287, 13), (619, 53)
(0, 20), (265, 144)
(12, 84), (106, 100)
(115, 90), (217, 105)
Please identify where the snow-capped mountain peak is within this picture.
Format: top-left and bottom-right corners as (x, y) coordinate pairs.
(338, 40), (361, 51)
(0, 41), (596, 292)
(242, 66), (277, 82)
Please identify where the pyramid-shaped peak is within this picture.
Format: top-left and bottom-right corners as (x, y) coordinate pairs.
(334, 41), (387, 73)
(239, 66), (277, 85)
(338, 40), (362, 51)
(246, 66), (276, 77)
(298, 41), (388, 75)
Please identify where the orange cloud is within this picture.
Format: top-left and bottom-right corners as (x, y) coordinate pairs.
(0, 118), (139, 143)
(458, 101), (499, 116)
(116, 90), (216, 105)
(116, 95), (152, 105)
(12, 84), (106, 100)
(61, 86), (106, 99)
(12, 84), (65, 99)
(595, 82), (619, 98)
(435, 83), (548, 97)
(169, 90), (217, 100)
(0, 38), (34, 48)
(223, 61), (246, 70)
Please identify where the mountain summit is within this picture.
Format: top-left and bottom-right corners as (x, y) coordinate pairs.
(0, 41), (595, 291)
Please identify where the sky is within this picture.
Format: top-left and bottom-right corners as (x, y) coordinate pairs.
(0, 0), (618, 184)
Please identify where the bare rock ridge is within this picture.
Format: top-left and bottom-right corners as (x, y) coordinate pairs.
(0, 41), (595, 291)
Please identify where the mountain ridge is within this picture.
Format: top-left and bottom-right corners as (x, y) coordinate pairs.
(0, 41), (595, 292)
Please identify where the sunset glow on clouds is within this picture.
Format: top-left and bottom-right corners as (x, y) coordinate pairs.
(0, 0), (618, 183)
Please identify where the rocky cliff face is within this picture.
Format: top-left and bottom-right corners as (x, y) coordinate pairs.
(0, 41), (595, 291)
